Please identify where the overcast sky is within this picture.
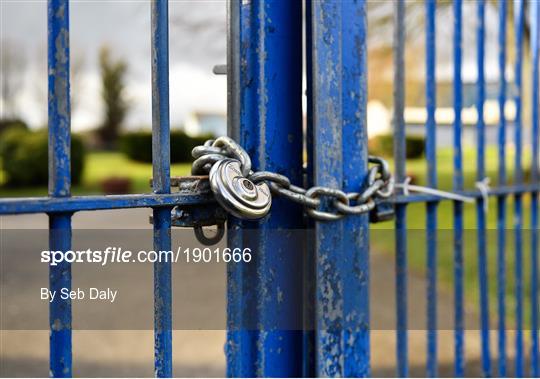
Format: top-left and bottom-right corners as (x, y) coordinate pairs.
(1, 1), (506, 132)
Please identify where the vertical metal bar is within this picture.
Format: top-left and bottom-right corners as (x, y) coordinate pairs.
(496, 0), (507, 376)
(151, 1), (172, 376)
(225, 216), (256, 379)
(226, 222), (255, 377)
(309, 1), (370, 376)
(530, 1), (540, 376)
(341, 2), (369, 376)
(228, 1), (304, 376)
(425, 0), (438, 376)
(393, 1), (408, 376)
(49, 215), (72, 378)
(513, 1), (524, 376)
(310, 2), (343, 374)
(227, 3), (263, 376)
(226, 0), (240, 142)
(47, 0), (72, 376)
(244, 0), (304, 376)
(225, 1), (257, 377)
(475, 1), (491, 377)
(452, 0), (464, 376)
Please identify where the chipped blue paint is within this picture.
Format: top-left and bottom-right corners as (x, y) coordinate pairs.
(227, 1), (304, 376)
(340, 2), (369, 376)
(225, 1), (259, 376)
(49, 214), (72, 378)
(249, 1), (303, 376)
(310, 2), (344, 374)
(225, 216), (258, 377)
(48, 0), (71, 199)
(309, 0), (369, 376)
(0, 193), (214, 215)
(48, 0), (72, 376)
(151, 0), (172, 377)
(310, 1), (343, 375)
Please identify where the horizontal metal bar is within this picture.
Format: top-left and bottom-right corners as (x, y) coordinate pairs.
(0, 192), (214, 215)
(1, 182), (537, 215)
(393, 183), (540, 204)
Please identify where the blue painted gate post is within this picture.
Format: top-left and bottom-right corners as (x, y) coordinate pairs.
(226, 0), (304, 376)
(307, 1), (370, 376)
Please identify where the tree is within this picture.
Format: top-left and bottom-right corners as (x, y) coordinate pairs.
(1, 39), (26, 119)
(97, 45), (129, 147)
(70, 51), (86, 114)
(32, 46), (85, 125)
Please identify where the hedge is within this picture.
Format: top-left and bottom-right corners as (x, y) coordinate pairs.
(0, 128), (85, 187)
(119, 130), (212, 163)
(368, 134), (425, 159)
(0, 118), (28, 135)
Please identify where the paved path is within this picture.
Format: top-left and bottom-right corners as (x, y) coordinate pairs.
(0, 209), (514, 377)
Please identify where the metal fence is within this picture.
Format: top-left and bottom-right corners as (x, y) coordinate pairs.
(394, 0), (539, 377)
(0, 0), (538, 377)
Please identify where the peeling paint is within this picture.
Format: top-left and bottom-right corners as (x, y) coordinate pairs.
(309, 0), (370, 376)
(47, 2), (74, 377)
(226, 0), (304, 377)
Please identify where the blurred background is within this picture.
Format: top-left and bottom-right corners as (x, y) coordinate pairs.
(1, 1), (227, 195)
(0, 0), (537, 376)
(0, 1), (535, 197)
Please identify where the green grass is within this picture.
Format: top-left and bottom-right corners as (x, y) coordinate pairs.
(371, 146), (535, 326)
(82, 151), (192, 194)
(0, 151), (192, 197)
(0, 148), (536, 325)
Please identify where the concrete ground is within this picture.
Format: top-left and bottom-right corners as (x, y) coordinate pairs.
(0, 209), (522, 377)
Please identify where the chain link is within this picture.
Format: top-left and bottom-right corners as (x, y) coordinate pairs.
(191, 137), (394, 221)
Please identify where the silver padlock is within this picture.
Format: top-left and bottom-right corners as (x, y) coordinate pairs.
(209, 159), (271, 219)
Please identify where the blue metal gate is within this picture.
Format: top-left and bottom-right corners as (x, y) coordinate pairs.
(0, 0), (538, 377)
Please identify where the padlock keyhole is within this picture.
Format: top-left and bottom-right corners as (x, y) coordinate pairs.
(241, 179), (254, 191)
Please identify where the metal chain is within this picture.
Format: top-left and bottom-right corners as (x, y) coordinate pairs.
(191, 136), (394, 221)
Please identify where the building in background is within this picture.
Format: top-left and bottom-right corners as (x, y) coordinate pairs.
(184, 111), (226, 137)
